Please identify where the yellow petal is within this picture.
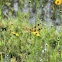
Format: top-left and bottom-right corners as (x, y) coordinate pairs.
(36, 33), (40, 36)
(33, 31), (38, 34)
(16, 34), (19, 36)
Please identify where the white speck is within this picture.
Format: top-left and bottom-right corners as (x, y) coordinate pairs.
(40, 59), (42, 61)
(7, 55), (8, 56)
(42, 50), (44, 53)
(44, 48), (47, 51)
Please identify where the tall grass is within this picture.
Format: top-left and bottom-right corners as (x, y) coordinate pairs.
(0, 0), (62, 62)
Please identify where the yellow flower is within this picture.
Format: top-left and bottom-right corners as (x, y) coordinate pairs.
(55, 0), (61, 5)
(12, 32), (19, 36)
(33, 31), (40, 36)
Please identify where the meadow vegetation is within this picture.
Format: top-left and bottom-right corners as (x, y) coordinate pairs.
(0, 0), (62, 62)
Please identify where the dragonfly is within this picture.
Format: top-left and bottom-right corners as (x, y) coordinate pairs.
(23, 23), (43, 39)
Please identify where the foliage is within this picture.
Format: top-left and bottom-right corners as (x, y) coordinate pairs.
(0, 16), (62, 62)
(0, 0), (62, 62)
